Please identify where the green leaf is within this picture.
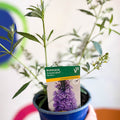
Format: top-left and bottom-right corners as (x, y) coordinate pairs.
(86, 62), (90, 71)
(47, 30), (54, 41)
(106, 7), (113, 13)
(17, 32), (41, 43)
(0, 36), (11, 43)
(20, 69), (30, 78)
(26, 12), (42, 18)
(69, 38), (82, 43)
(86, 0), (93, 4)
(96, 22), (105, 31)
(52, 34), (68, 42)
(82, 67), (88, 72)
(111, 29), (120, 35)
(112, 24), (119, 27)
(0, 25), (9, 32)
(7, 32), (12, 40)
(38, 96), (47, 108)
(0, 53), (7, 57)
(109, 28), (112, 35)
(92, 41), (102, 55)
(79, 9), (94, 16)
(100, 20), (106, 31)
(110, 14), (113, 24)
(81, 87), (87, 94)
(36, 33), (44, 41)
(12, 81), (31, 99)
(12, 37), (24, 51)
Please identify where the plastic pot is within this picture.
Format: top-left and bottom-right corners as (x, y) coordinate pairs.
(33, 86), (91, 120)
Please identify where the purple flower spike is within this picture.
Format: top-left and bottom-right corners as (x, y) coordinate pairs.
(53, 80), (77, 112)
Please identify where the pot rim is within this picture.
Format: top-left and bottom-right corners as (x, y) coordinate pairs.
(33, 86), (91, 115)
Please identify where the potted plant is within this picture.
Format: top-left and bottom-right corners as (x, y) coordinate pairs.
(0, 0), (119, 120)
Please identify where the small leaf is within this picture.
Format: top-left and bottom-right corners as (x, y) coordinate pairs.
(52, 34), (68, 42)
(0, 25), (9, 32)
(92, 41), (102, 55)
(109, 28), (112, 35)
(86, 0), (93, 4)
(112, 24), (119, 27)
(86, 62), (90, 71)
(12, 81), (31, 99)
(47, 30), (54, 41)
(36, 33), (44, 41)
(69, 38), (82, 43)
(38, 96), (47, 108)
(7, 32), (12, 40)
(17, 32), (40, 43)
(106, 7), (113, 13)
(82, 67), (88, 72)
(0, 36), (11, 43)
(100, 19), (106, 31)
(110, 14), (113, 24)
(12, 37), (24, 51)
(111, 29), (120, 35)
(79, 9), (94, 16)
(20, 69), (30, 78)
(81, 87), (87, 94)
(0, 53), (7, 57)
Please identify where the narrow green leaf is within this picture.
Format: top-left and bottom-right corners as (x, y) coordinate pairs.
(109, 28), (112, 35)
(87, 0), (93, 4)
(92, 41), (102, 55)
(12, 37), (24, 51)
(17, 32), (41, 43)
(36, 33), (44, 41)
(52, 34), (68, 42)
(96, 24), (101, 27)
(20, 69), (30, 78)
(12, 81), (31, 99)
(86, 62), (90, 71)
(0, 36), (11, 43)
(82, 67), (88, 72)
(81, 87), (87, 94)
(25, 11), (42, 18)
(0, 53), (7, 57)
(38, 96), (47, 108)
(30, 65), (36, 69)
(100, 19), (106, 31)
(110, 14), (113, 24)
(0, 25), (9, 32)
(112, 24), (119, 27)
(111, 29), (120, 35)
(69, 38), (82, 43)
(47, 30), (54, 41)
(7, 32), (12, 40)
(79, 9), (94, 16)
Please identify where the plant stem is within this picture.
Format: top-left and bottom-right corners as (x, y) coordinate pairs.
(79, 5), (103, 64)
(43, 20), (48, 67)
(41, 0), (48, 67)
(0, 43), (47, 91)
(81, 68), (95, 79)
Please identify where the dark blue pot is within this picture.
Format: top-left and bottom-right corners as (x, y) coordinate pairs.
(33, 87), (91, 120)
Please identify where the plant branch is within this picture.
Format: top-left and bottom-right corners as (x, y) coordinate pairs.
(0, 43), (47, 91)
(79, 5), (103, 64)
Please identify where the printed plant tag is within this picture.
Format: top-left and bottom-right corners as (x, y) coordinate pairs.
(45, 66), (80, 112)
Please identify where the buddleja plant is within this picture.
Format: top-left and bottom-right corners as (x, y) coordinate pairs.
(0, 0), (119, 107)
(55, 0), (120, 78)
